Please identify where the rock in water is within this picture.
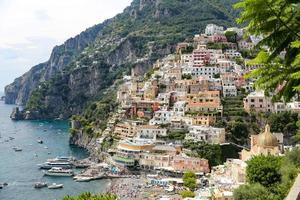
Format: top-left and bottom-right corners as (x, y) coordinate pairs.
(10, 107), (24, 120)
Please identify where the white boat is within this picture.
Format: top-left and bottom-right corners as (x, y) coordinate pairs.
(44, 167), (74, 177)
(38, 161), (73, 169)
(47, 156), (76, 163)
(48, 183), (63, 189)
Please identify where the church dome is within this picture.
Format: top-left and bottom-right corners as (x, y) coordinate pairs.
(257, 124), (278, 147)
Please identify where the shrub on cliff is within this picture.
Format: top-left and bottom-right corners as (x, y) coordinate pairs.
(62, 192), (116, 200)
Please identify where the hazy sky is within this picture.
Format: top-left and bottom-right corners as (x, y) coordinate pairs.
(0, 0), (132, 92)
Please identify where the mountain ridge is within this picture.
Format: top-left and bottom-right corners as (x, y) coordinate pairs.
(5, 0), (239, 119)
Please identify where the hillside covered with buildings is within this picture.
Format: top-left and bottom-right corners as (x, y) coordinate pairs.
(68, 23), (300, 199)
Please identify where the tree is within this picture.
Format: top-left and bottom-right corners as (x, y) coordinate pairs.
(183, 141), (222, 167)
(233, 184), (273, 200)
(183, 171), (197, 190)
(179, 190), (195, 198)
(285, 147), (300, 167)
(226, 121), (250, 145)
(62, 192), (116, 200)
(267, 111), (298, 137)
(246, 155), (282, 187)
(225, 31), (238, 43)
(235, 0), (300, 101)
(182, 74), (192, 80)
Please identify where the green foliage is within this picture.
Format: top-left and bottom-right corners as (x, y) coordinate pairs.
(179, 190), (195, 198)
(182, 74), (192, 80)
(226, 121), (249, 145)
(246, 155), (282, 187)
(181, 46), (194, 54)
(285, 147), (300, 167)
(225, 30), (238, 43)
(62, 192), (116, 200)
(167, 130), (187, 141)
(237, 150), (300, 199)
(183, 141), (222, 167)
(206, 42), (229, 50)
(213, 73), (220, 79)
(233, 183), (273, 200)
(183, 171), (197, 190)
(144, 67), (157, 80)
(235, 0), (300, 101)
(220, 143), (242, 161)
(267, 111), (298, 137)
(72, 89), (118, 137)
(25, 0), (239, 120)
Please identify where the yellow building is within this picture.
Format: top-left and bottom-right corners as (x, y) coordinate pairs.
(240, 124), (281, 161)
(144, 80), (158, 100)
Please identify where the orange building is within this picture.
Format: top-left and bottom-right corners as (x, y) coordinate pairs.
(186, 91), (222, 114)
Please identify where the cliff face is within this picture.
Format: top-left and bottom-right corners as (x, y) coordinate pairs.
(6, 0), (239, 119)
(5, 23), (105, 105)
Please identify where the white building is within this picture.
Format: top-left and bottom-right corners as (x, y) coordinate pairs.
(181, 54), (193, 64)
(185, 126), (226, 144)
(136, 125), (167, 140)
(149, 109), (173, 125)
(224, 49), (242, 59)
(193, 66), (219, 78)
(238, 40), (255, 50)
(225, 27), (244, 37)
(205, 24), (224, 36)
(156, 93), (171, 105)
(223, 85), (237, 97)
(217, 59), (233, 73)
(173, 101), (187, 117)
(274, 101), (300, 114)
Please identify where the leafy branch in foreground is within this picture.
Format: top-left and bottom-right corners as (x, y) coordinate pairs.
(235, 0), (300, 101)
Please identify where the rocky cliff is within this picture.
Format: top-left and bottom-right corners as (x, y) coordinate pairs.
(5, 0), (239, 119)
(5, 23), (105, 105)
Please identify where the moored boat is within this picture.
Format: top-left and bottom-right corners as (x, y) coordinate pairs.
(34, 182), (47, 189)
(38, 162), (73, 169)
(44, 167), (74, 177)
(12, 147), (22, 152)
(47, 183), (63, 189)
(47, 156), (76, 163)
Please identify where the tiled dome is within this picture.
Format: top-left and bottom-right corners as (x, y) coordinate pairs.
(257, 124), (278, 147)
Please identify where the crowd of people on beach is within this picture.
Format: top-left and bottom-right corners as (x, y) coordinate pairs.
(109, 178), (145, 200)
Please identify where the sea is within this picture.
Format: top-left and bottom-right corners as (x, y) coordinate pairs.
(0, 99), (109, 200)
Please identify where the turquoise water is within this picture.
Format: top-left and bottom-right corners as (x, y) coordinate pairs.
(0, 101), (109, 200)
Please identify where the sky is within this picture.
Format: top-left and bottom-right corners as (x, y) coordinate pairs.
(0, 0), (132, 92)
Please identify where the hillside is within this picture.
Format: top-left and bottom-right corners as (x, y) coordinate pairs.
(6, 0), (239, 119)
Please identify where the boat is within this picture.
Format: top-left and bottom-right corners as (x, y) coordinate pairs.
(47, 156), (76, 163)
(12, 147), (22, 152)
(44, 167), (74, 177)
(74, 176), (93, 182)
(38, 162), (73, 169)
(37, 140), (43, 144)
(48, 183), (63, 189)
(34, 182), (47, 189)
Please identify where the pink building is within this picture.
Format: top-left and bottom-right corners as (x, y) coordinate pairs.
(209, 34), (228, 43)
(171, 155), (210, 173)
(243, 91), (273, 113)
(193, 45), (210, 67)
